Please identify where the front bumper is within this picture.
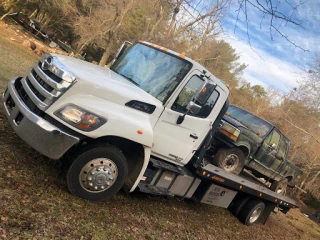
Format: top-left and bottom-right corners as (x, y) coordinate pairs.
(2, 77), (79, 159)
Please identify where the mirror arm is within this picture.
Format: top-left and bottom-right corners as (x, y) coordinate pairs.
(176, 109), (191, 125)
(176, 114), (185, 125)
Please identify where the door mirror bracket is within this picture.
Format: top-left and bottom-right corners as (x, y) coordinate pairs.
(176, 101), (202, 125)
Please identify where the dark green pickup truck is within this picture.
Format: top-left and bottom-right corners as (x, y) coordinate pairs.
(209, 105), (302, 195)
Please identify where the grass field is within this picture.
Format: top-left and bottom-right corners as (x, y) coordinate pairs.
(0, 23), (319, 240)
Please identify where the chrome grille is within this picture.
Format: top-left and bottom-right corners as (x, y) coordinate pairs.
(19, 57), (75, 112)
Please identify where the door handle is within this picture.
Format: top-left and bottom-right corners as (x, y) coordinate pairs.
(190, 133), (198, 139)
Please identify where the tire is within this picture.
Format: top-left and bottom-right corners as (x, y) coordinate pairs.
(270, 178), (288, 195)
(66, 143), (128, 201)
(238, 199), (265, 226)
(228, 195), (251, 217)
(212, 148), (245, 175)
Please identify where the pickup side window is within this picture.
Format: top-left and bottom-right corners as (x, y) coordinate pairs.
(277, 137), (289, 159)
(265, 129), (281, 150)
(171, 75), (219, 118)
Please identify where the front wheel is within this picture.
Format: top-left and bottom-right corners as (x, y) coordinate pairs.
(66, 143), (128, 201)
(212, 148), (245, 175)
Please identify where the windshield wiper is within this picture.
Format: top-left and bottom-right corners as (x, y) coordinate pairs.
(111, 69), (140, 86)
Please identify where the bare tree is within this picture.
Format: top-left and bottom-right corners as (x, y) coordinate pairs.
(0, 0), (25, 20)
(164, 0), (231, 45)
(70, 0), (137, 66)
(234, 0), (308, 51)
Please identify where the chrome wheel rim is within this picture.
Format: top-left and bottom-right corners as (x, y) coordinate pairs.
(222, 154), (239, 172)
(249, 207), (263, 223)
(79, 158), (118, 193)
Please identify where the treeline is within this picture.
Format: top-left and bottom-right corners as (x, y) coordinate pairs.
(0, 0), (319, 201)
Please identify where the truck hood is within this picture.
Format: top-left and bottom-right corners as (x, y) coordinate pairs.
(51, 54), (163, 107)
(223, 115), (247, 129)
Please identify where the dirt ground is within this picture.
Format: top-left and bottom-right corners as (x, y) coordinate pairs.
(0, 20), (319, 240)
(0, 19), (66, 56)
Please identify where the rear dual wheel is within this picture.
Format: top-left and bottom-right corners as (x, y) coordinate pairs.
(238, 199), (265, 226)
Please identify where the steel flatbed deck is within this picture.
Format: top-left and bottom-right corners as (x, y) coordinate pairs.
(196, 164), (299, 209)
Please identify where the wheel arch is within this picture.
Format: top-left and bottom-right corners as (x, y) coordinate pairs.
(237, 145), (250, 159)
(286, 175), (295, 187)
(286, 175), (293, 182)
(95, 136), (150, 192)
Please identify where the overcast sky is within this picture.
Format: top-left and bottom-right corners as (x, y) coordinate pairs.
(221, 0), (320, 93)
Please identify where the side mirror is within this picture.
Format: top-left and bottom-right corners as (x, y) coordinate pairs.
(112, 41), (132, 64)
(176, 101), (201, 125)
(186, 100), (201, 115)
(195, 81), (217, 105)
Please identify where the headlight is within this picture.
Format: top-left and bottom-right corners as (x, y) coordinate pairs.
(219, 121), (240, 141)
(55, 105), (106, 131)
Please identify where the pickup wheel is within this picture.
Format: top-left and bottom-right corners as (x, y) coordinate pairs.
(238, 199), (265, 226)
(270, 178), (288, 195)
(66, 143), (128, 201)
(212, 148), (245, 175)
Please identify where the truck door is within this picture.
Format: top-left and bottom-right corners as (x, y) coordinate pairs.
(249, 128), (281, 177)
(270, 136), (290, 176)
(152, 72), (227, 165)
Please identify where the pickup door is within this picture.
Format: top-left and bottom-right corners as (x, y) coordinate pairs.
(249, 128), (290, 181)
(152, 71), (227, 166)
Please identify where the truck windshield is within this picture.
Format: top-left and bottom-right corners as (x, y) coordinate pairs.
(227, 106), (272, 138)
(111, 43), (192, 103)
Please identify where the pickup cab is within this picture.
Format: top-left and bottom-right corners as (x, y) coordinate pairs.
(210, 105), (302, 194)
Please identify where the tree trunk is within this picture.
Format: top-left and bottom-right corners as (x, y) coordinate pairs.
(76, 40), (90, 54)
(99, 43), (113, 66)
(0, 11), (13, 21)
(165, 0), (183, 40)
(305, 169), (320, 190)
(148, 5), (163, 40)
(0, 1), (16, 21)
(29, 9), (38, 19)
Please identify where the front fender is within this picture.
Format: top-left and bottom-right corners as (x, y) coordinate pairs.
(46, 89), (155, 148)
(214, 132), (251, 156)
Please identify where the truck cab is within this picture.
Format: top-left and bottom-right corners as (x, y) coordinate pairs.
(2, 41), (229, 201)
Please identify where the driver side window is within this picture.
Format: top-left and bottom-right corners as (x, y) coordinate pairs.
(276, 137), (289, 160)
(265, 129), (280, 150)
(171, 75), (220, 118)
(171, 75), (203, 113)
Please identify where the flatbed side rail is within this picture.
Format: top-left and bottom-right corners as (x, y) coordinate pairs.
(197, 164), (300, 209)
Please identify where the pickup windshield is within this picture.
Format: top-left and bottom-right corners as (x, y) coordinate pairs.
(111, 43), (192, 103)
(227, 106), (272, 138)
